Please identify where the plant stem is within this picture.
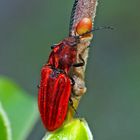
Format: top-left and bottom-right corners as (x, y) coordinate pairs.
(68, 0), (98, 117)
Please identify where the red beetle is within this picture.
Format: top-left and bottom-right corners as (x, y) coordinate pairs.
(38, 38), (84, 131)
(38, 17), (93, 131)
(38, 65), (71, 131)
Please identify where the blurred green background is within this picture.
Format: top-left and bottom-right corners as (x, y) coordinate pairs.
(0, 0), (140, 140)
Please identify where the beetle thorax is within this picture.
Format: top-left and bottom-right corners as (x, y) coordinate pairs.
(58, 44), (76, 73)
(48, 37), (78, 74)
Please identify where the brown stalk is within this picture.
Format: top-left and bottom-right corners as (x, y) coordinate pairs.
(68, 0), (98, 117)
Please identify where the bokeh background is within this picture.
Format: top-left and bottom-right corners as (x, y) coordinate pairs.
(0, 0), (140, 140)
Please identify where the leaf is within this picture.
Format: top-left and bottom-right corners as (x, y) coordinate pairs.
(0, 102), (12, 140)
(43, 119), (93, 140)
(0, 76), (38, 140)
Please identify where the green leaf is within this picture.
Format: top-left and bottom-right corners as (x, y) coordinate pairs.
(0, 102), (12, 140)
(43, 119), (93, 140)
(0, 76), (38, 140)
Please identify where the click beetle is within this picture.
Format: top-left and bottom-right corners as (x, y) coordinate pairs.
(38, 17), (94, 131)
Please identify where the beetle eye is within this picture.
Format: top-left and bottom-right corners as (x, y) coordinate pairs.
(76, 17), (92, 35)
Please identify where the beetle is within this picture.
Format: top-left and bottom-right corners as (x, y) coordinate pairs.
(38, 39), (85, 131)
(38, 17), (93, 131)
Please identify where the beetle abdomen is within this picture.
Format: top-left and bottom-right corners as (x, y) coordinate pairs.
(38, 65), (71, 131)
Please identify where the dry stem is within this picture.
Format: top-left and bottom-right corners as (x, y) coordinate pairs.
(68, 0), (98, 117)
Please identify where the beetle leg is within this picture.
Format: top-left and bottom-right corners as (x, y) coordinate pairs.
(73, 54), (85, 67)
(70, 76), (82, 99)
(69, 98), (79, 117)
(70, 77), (75, 86)
(70, 78), (79, 100)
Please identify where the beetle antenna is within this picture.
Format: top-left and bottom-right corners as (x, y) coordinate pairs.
(79, 26), (114, 37)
